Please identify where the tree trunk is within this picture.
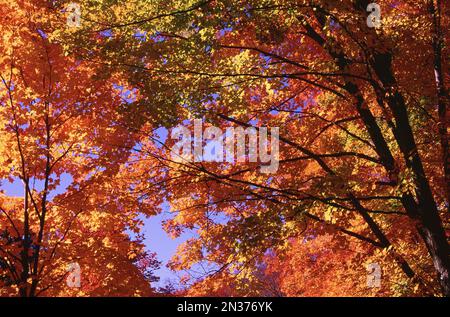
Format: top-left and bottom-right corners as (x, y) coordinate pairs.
(371, 52), (450, 296)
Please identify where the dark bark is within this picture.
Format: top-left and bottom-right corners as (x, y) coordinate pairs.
(429, 0), (449, 201)
(370, 51), (450, 296)
(304, 9), (449, 295)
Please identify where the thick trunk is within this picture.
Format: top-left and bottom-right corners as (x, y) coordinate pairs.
(429, 0), (449, 202)
(371, 52), (450, 296)
(303, 14), (422, 284)
(304, 7), (449, 294)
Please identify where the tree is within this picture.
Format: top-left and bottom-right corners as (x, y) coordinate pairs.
(61, 0), (449, 296)
(0, 0), (160, 296)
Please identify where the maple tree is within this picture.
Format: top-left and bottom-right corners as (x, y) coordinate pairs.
(0, 0), (161, 296)
(60, 0), (448, 296)
(0, 0), (448, 297)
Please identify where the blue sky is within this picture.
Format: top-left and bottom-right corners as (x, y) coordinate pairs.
(140, 204), (194, 288)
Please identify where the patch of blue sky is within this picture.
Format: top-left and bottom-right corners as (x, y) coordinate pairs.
(112, 83), (138, 104)
(134, 30), (147, 42)
(149, 31), (166, 43)
(269, 109), (279, 115)
(217, 26), (233, 37)
(153, 126), (168, 148)
(1, 173), (73, 201)
(248, 118), (259, 126)
(138, 201), (198, 288)
(37, 29), (48, 38)
(99, 29), (113, 38)
(260, 53), (272, 70)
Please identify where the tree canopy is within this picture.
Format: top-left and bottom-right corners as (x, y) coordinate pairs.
(0, 0), (448, 297)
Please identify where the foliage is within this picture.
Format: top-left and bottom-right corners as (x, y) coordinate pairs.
(0, 0), (448, 296)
